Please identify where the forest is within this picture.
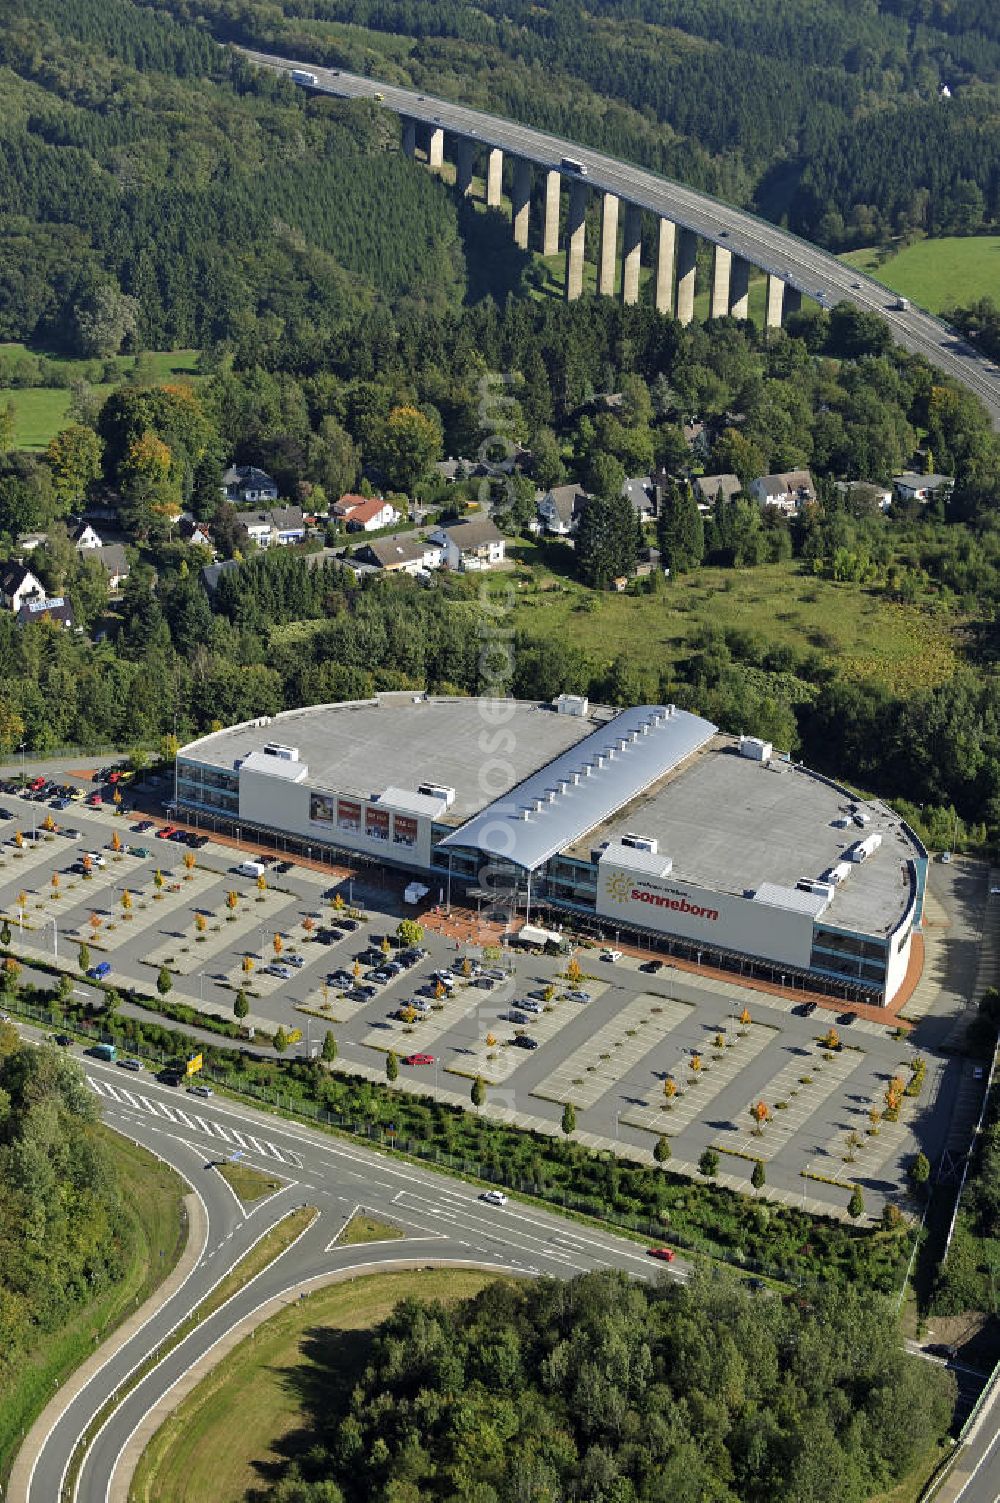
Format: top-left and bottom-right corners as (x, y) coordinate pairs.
(142, 0), (1000, 246)
(256, 1266), (955, 1503)
(0, 1023), (134, 1392)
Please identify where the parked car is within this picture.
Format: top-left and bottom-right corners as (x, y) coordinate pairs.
(87, 792), (103, 807)
(327, 970), (354, 988)
(268, 963), (293, 980)
(800, 1001), (818, 1017)
(187, 1084), (214, 1098)
(83, 851), (107, 867)
(286, 954), (305, 969)
(339, 918), (360, 933)
(128, 846), (151, 858)
(837, 1011), (859, 1027)
(132, 819), (155, 833)
(275, 860), (293, 874)
(639, 959), (664, 974)
(519, 999), (542, 1015)
(481, 1189), (508, 1206)
(157, 825), (176, 839)
(117, 1057), (143, 1072)
(158, 1068), (183, 1086)
(647, 1246), (676, 1263)
(503, 1010), (529, 1025)
(565, 990), (591, 1003)
(60, 826), (81, 840)
(86, 961), (112, 980)
(511, 1034), (539, 1050)
(601, 949), (623, 962)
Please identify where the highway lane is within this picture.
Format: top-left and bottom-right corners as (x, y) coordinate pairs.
(237, 47), (1000, 429)
(21, 1047), (671, 1503)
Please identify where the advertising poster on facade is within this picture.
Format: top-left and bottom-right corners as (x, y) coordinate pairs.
(309, 793), (334, 825)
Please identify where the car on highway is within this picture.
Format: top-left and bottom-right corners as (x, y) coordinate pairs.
(601, 949), (623, 962)
(117, 1057), (143, 1072)
(402, 1052), (435, 1066)
(187, 1084), (214, 1098)
(481, 1189), (508, 1206)
(157, 1068), (183, 1086)
(647, 1246), (676, 1262)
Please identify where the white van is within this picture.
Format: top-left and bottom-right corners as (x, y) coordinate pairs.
(235, 859), (266, 878)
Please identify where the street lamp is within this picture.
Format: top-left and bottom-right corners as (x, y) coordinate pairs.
(197, 971), (205, 1004)
(42, 914), (58, 960)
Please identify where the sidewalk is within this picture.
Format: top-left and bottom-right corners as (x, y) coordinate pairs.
(6, 1192), (205, 1503)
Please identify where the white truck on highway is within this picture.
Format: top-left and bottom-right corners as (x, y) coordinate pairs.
(291, 69), (318, 87)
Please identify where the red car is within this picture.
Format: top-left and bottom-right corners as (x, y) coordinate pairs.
(402, 1052), (436, 1066)
(87, 792), (103, 806)
(29, 775), (45, 790)
(647, 1246), (676, 1263)
(157, 825), (176, 839)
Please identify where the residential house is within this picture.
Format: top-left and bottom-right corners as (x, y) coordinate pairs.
(622, 476), (656, 519)
(434, 456), (474, 483)
(893, 472), (954, 504)
(17, 595), (74, 629)
(240, 511), (275, 548)
(269, 505), (306, 545)
(200, 560), (239, 597)
(17, 531), (48, 553)
(693, 473), (742, 510)
(341, 496), (400, 533)
(834, 480), (893, 513)
(73, 522), (104, 551)
(682, 420), (711, 461)
(749, 469), (816, 515)
(537, 483), (589, 536)
(221, 465), (279, 505)
(1, 562), (46, 614)
(92, 543), (130, 593)
(363, 532), (444, 575)
(178, 514), (213, 549)
(431, 516), (506, 572)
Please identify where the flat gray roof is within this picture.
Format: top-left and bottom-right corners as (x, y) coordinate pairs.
(439, 705), (717, 871)
(569, 736), (921, 938)
(179, 696), (605, 824)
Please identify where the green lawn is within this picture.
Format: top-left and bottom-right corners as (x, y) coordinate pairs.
(509, 548), (960, 694)
(0, 1127), (187, 1486)
(215, 1159), (283, 1204)
(128, 1269), (498, 1503)
(2, 347), (202, 449)
(839, 236), (1000, 314)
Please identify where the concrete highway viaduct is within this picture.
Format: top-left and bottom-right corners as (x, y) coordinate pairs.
(240, 48), (1000, 428)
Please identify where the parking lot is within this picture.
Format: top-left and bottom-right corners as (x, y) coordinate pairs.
(0, 767), (982, 1222)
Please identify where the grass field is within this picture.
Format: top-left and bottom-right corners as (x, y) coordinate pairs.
(129, 1268), (499, 1503)
(216, 1160), (284, 1204)
(1, 347), (201, 449)
(510, 547), (961, 694)
(0, 1127), (187, 1487)
(336, 1211), (403, 1245)
(839, 236), (1000, 314)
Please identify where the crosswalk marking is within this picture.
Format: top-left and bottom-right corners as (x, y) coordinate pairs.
(87, 1076), (302, 1168)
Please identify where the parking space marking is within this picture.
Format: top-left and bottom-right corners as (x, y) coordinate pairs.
(622, 1019), (775, 1136)
(449, 981), (610, 1086)
(532, 992), (693, 1109)
(718, 1042), (863, 1160)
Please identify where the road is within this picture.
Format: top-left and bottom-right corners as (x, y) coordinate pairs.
(236, 47), (1000, 429)
(19, 1039), (673, 1503)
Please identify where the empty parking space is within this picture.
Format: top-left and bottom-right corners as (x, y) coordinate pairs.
(532, 992), (693, 1109)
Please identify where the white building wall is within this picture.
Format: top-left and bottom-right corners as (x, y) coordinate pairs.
(237, 764), (432, 869)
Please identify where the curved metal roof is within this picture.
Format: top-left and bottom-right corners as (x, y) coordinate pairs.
(439, 705), (717, 872)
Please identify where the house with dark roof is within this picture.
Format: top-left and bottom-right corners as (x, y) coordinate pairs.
(430, 516), (506, 571)
(623, 476), (656, 518)
(92, 543), (130, 593)
(1, 562), (46, 614)
(221, 465), (279, 504)
(537, 483), (589, 536)
(200, 560), (240, 596)
(363, 532), (444, 575)
(893, 472), (954, 504)
(693, 473), (743, 509)
(269, 505), (306, 545)
(17, 595), (74, 629)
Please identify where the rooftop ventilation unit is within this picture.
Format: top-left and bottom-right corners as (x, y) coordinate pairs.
(739, 736), (772, 763)
(418, 782), (456, 808)
(825, 861), (853, 886)
(797, 878), (836, 901)
(262, 742), (299, 762)
(852, 809), (872, 827)
(850, 833), (882, 863)
(621, 833), (659, 855)
(555, 693), (589, 716)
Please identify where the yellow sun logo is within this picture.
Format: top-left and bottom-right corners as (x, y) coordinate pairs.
(605, 871), (633, 904)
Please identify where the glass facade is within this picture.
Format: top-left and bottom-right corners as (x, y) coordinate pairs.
(176, 758), (239, 816)
(809, 925), (888, 985)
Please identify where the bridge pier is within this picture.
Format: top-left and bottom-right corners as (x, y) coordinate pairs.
(486, 147), (503, 208)
(598, 192), (619, 297)
(402, 119), (416, 158)
(565, 178), (587, 301)
(456, 138), (475, 197)
(783, 285), (802, 318)
(653, 218), (675, 315)
(427, 126), (444, 170)
(543, 170), (561, 257)
(711, 243), (732, 319)
(512, 159), (532, 249)
(729, 256), (750, 319)
(621, 203), (642, 305)
(675, 228), (698, 325)
(765, 273), (785, 329)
